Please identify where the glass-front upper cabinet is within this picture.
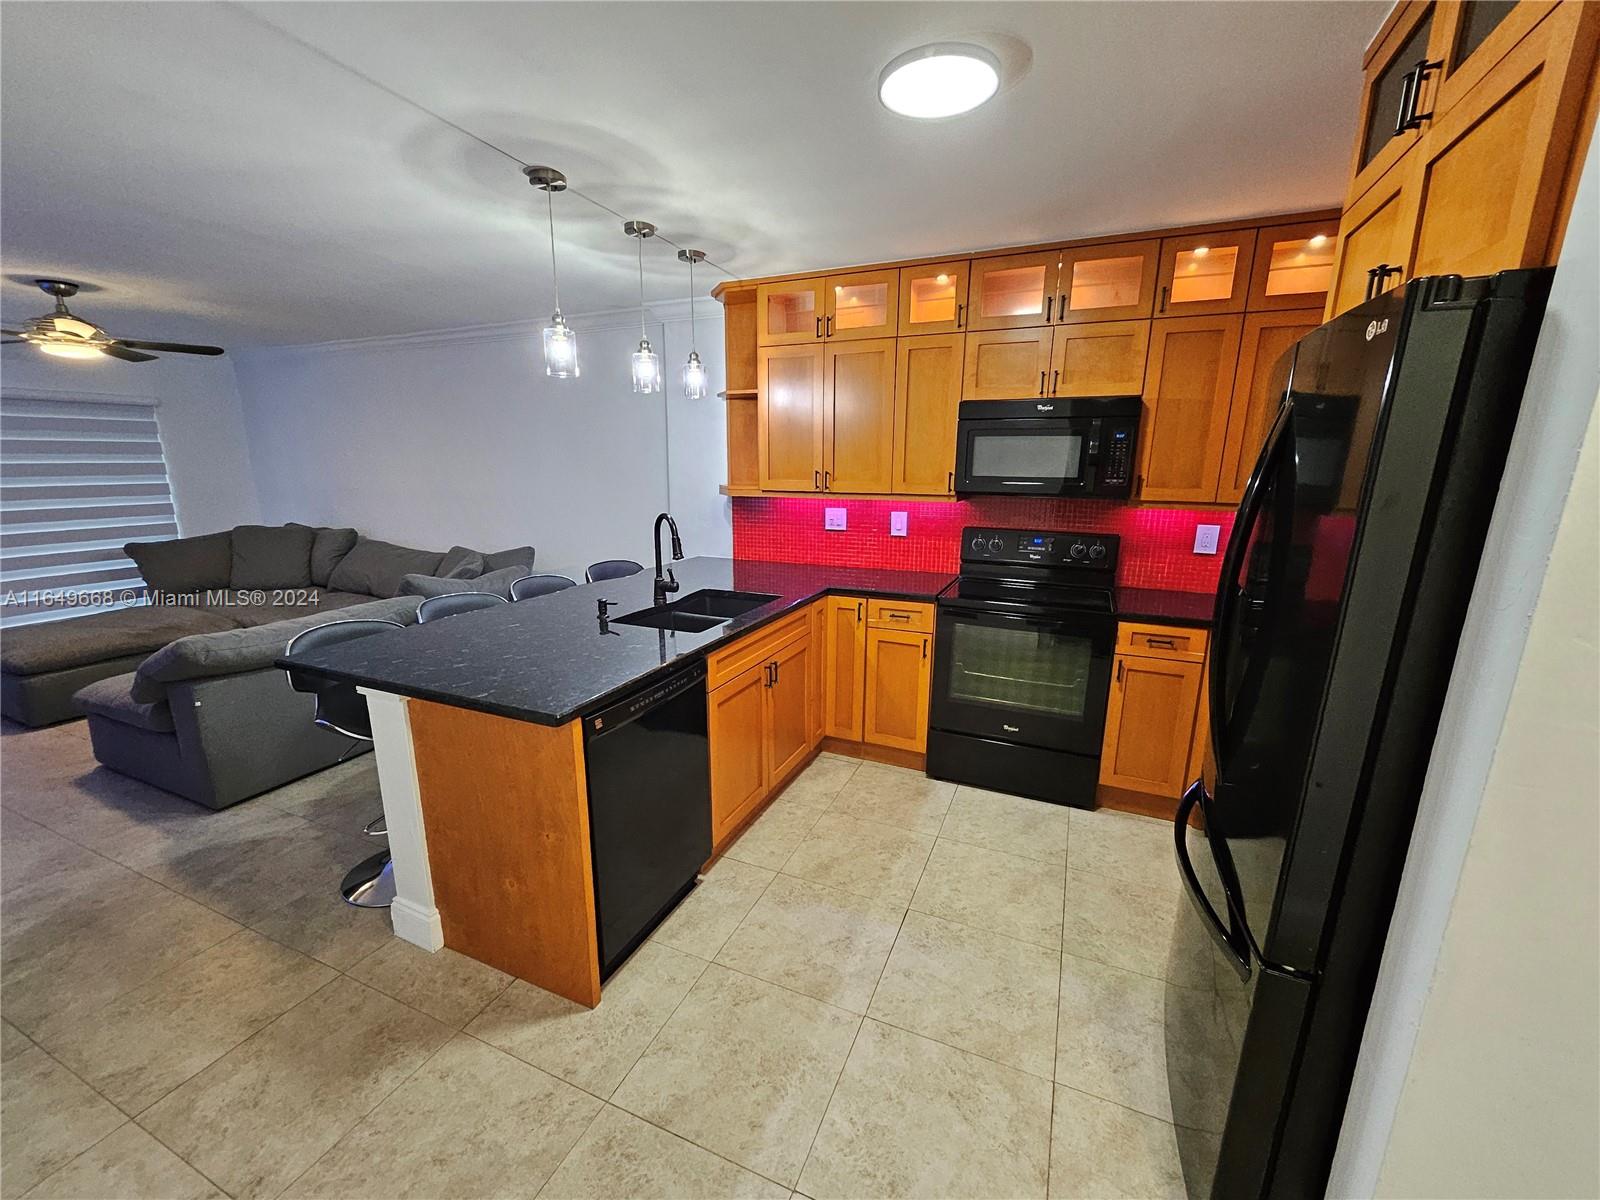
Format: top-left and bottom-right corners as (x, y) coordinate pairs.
(825, 269), (899, 341)
(897, 260), (970, 335)
(1055, 240), (1160, 323)
(1247, 220), (1340, 312)
(969, 251), (1061, 330)
(1156, 230), (1257, 317)
(756, 279), (826, 346)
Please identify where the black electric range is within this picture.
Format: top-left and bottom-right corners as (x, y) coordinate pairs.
(926, 527), (1118, 808)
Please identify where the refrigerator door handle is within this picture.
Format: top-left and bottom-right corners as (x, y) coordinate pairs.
(1210, 399), (1295, 769)
(1174, 780), (1252, 981)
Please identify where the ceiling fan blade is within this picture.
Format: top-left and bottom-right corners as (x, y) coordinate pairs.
(101, 343), (159, 363)
(1, 329), (25, 336)
(116, 340), (225, 356)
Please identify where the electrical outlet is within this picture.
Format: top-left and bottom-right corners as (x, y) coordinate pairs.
(824, 507), (847, 531)
(1194, 523), (1221, 555)
(890, 511), (908, 537)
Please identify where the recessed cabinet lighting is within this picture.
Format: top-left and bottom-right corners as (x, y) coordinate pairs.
(879, 43), (1000, 119)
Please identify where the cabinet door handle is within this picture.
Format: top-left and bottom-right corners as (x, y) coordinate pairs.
(1058, 293), (1067, 320)
(1045, 294), (1054, 323)
(947, 470), (954, 493)
(816, 316), (823, 339)
(856, 602), (863, 622)
(1051, 369), (1060, 395)
(1116, 660), (1124, 684)
(1038, 371), (1046, 396)
(826, 314), (834, 336)
(1159, 285), (1169, 314)
(765, 662), (774, 687)
(814, 468), (821, 490)
(1394, 58), (1442, 133)
(889, 611), (911, 621)
(1145, 636), (1177, 648)
(955, 302), (965, 329)
(823, 469), (831, 490)
(773, 660), (780, 685)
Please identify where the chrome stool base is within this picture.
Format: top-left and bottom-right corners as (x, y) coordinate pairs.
(341, 850), (396, 908)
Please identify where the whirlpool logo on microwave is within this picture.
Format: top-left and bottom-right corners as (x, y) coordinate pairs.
(1365, 317), (1389, 341)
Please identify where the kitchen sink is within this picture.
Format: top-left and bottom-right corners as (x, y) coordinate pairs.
(612, 589), (779, 633)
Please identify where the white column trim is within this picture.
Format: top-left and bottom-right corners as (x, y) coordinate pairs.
(359, 687), (443, 951)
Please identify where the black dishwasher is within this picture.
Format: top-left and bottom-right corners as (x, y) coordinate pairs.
(583, 659), (712, 978)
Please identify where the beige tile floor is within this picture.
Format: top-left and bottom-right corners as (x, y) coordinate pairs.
(1, 723), (1229, 1199)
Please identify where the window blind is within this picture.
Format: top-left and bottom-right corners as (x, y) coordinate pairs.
(0, 396), (176, 627)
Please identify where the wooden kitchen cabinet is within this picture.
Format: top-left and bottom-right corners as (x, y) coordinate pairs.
(1156, 229), (1256, 317)
(757, 345), (824, 491)
(757, 279), (826, 346)
(823, 596), (866, 740)
(970, 250), (1060, 330)
(1107, 624), (1203, 803)
(962, 328), (1053, 400)
(808, 601), (826, 748)
(863, 626), (932, 753)
(1138, 315), (1243, 502)
(1327, 153), (1416, 317)
(823, 338), (897, 493)
(1055, 240), (1160, 324)
(708, 662), (770, 842)
(898, 260), (971, 335)
(825, 269), (899, 341)
(767, 632), (813, 783)
(1347, 0), (1440, 208)
(1049, 320), (1150, 397)
(893, 334), (964, 494)
(1216, 309), (1322, 505)
(1247, 220), (1339, 312)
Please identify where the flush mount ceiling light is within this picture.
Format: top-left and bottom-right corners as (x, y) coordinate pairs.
(878, 43), (1001, 119)
(525, 165), (579, 379)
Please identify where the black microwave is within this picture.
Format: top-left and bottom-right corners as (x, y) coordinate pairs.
(953, 396), (1141, 498)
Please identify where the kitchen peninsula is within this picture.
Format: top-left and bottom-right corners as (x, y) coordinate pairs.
(278, 557), (952, 1006)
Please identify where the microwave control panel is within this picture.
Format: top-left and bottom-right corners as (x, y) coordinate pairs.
(961, 527), (1120, 573)
(1097, 425), (1135, 487)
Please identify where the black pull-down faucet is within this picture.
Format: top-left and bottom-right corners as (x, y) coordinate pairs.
(653, 512), (684, 608)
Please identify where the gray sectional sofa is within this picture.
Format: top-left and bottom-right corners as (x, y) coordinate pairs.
(0, 523), (534, 809)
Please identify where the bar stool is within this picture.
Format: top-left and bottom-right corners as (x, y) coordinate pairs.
(284, 618), (405, 908)
(417, 591), (508, 622)
(510, 573), (578, 600)
(585, 559), (643, 583)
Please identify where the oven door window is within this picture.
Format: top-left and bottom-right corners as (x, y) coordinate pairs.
(970, 431), (1084, 483)
(932, 610), (1113, 756)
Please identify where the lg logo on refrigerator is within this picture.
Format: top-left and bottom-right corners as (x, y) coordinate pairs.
(1365, 318), (1390, 341)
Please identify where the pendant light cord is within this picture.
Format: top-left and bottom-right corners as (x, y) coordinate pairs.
(688, 257), (697, 353)
(545, 189), (562, 313)
(229, 3), (736, 280)
(637, 236), (647, 342)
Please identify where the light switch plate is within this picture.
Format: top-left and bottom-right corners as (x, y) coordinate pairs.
(1194, 523), (1221, 555)
(825, 507), (847, 531)
(890, 511), (908, 537)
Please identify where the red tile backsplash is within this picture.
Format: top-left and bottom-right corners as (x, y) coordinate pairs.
(731, 497), (1234, 593)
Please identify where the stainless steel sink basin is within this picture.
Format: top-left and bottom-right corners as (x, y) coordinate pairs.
(612, 589), (779, 633)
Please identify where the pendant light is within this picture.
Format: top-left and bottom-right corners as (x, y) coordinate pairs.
(624, 220), (661, 393)
(524, 165), (578, 378)
(678, 248), (708, 400)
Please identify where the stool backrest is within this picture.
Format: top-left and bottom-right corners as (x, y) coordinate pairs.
(510, 573), (578, 601)
(418, 591), (509, 623)
(585, 559), (643, 583)
(284, 618), (405, 740)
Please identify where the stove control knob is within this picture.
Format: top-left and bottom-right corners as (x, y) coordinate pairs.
(987, 536), (1006, 553)
(970, 535), (988, 553)
(1068, 541), (1088, 560)
(1087, 542), (1107, 561)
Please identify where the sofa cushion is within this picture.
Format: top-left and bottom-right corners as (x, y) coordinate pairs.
(125, 531), (233, 593)
(437, 546), (487, 579)
(230, 524), (314, 590)
(129, 595), (422, 704)
(483, 546), (536, 573)
(73, 672), (176, 733)
(196, 590), (378, 627)
(289, 524), (360, 587)
(327, 538), (445, 599)
(0, 605), (242, 677)
(397, 564), (527, 600)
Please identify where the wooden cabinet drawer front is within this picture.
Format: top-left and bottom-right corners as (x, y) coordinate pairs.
(866, 599), (934, 632)
(1118, 622), (1209, 661)
(706, 610), (809, 689)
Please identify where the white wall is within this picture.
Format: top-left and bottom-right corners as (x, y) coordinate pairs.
(0, 351), (260, 533)
(1329, 130), (1600, 1197)
(231, 307), (729, 581)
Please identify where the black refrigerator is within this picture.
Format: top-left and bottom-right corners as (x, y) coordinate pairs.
(1164, 269), (1553, 1198)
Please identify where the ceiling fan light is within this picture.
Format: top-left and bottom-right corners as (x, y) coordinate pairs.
(879, 43), (1001, 119)
(631, 338), (662, 394)
(682, 350), (708, 401)
(542, 311), (579, 378)
(35, 341), (104, 360)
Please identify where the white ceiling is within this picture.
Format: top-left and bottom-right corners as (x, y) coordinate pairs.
(0, 1), (1384, 349)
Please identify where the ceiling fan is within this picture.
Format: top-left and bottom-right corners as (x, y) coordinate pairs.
(1, 279), (224, 363)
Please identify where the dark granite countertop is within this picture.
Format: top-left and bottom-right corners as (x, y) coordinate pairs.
(277, 557), (953, 727)
(1115, 586), (1215, 628)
